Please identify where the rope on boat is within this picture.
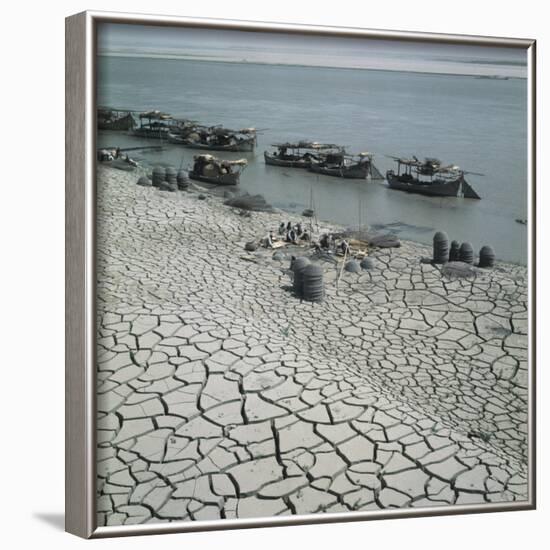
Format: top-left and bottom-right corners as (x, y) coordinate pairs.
(370, 162), (385, 180)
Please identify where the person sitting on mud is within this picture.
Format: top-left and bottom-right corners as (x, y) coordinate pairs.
(295, 223), (303, 237)
(286, 221), (292, 231)
(300, 230), (310, 241)
(340, 239), (350, 255)
(320, 233), (330, 249)
(261, 232), (274, 248)
(278, 222), (286, 235)
(286, 229), (297, 244)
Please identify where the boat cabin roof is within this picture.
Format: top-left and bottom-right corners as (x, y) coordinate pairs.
(204, 125), (255, 137)
(271, 141), (342, 150)
(139, 110), (172, 120)
(194, 154), (248, 167)
(390, 156), (465, 175)
(98, 106), (132, 114)
(390, 156), (441, 167)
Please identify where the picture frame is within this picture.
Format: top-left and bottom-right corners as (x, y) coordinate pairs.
(65, 10), (536, 539)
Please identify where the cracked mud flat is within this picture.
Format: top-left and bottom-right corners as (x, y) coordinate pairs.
(96, 166), (529, 526)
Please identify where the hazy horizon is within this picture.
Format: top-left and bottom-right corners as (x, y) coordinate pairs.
(98, 23), (528, 78)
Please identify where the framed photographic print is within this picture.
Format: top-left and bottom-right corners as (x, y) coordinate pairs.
(65, 10), (536, 539)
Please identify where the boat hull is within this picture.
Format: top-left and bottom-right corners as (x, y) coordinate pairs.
(183, 139), (255, 152)
(309, 162), (369, 179)
(189, 171), (240, 186)
(264, 151), (310, 168)
(386, 171), (463, 197)
(132, 128), (170, 139)
(167, 132), (192, 144)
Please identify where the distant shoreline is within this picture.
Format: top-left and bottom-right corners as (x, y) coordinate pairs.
(97, 52), (526, 80)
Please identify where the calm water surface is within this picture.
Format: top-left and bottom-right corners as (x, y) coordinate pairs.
(98, 56), (528, 264)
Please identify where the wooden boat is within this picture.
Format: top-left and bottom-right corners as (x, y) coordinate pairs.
(166, 118), (202, 144)
(188, 154), (247, 185)
(132, 110), (173, 139)
(264, 142), (341, 168)
(97, 107), (135, 131)
(181, 126), (256, 152)
(183, 137), (255, 152)
(167, 130), (194, 144)
(308, 151), (377, 179)
(385, 156), (482, 199)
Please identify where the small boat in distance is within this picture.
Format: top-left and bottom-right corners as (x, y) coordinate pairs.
(309, 151), (382, 180)
(264, 142), (343, 168)
(188, 154), (248, 185)
(385, 156), (482, 199)
(178, 126), (256, 152)
(97, 107), (136, 131)
(132, 110), (173, 139)
(476, 75), (510, 80)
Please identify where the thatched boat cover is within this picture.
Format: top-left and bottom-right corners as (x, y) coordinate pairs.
(194, 155), (248, 168)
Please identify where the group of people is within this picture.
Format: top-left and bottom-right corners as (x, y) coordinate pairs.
(259, 221), (352, 254)
(278, 221), (310, 244)
(317, 232), (350, 255)
(260, 221), (311, 248)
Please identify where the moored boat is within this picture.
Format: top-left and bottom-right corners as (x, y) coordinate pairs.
(309, 151), (378, 179)
(385, 156), (482, 199)
(180, 126), (256, 152)
(264, 142), (341, 168)
(188, 154), (247, 185)
(166, 118), (202, 144)
(97, 107), (135, 131)
(132, 110), (173, 139)
(183, 137), (255, 152)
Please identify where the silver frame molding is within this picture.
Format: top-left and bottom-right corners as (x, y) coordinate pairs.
(65, 9), (537, 539)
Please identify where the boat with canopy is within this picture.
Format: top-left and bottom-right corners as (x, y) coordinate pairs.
(188, 154), (248, 185)
(385, 156), (482, 199)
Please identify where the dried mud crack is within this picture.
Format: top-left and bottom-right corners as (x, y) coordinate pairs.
(96, 166), (529, 526)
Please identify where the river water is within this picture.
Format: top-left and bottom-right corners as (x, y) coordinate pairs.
(97, 55), (528, 264)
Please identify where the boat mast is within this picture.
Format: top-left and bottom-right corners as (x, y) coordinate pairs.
(358, 193), (362, 234)
(309, 184), (314, 237)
